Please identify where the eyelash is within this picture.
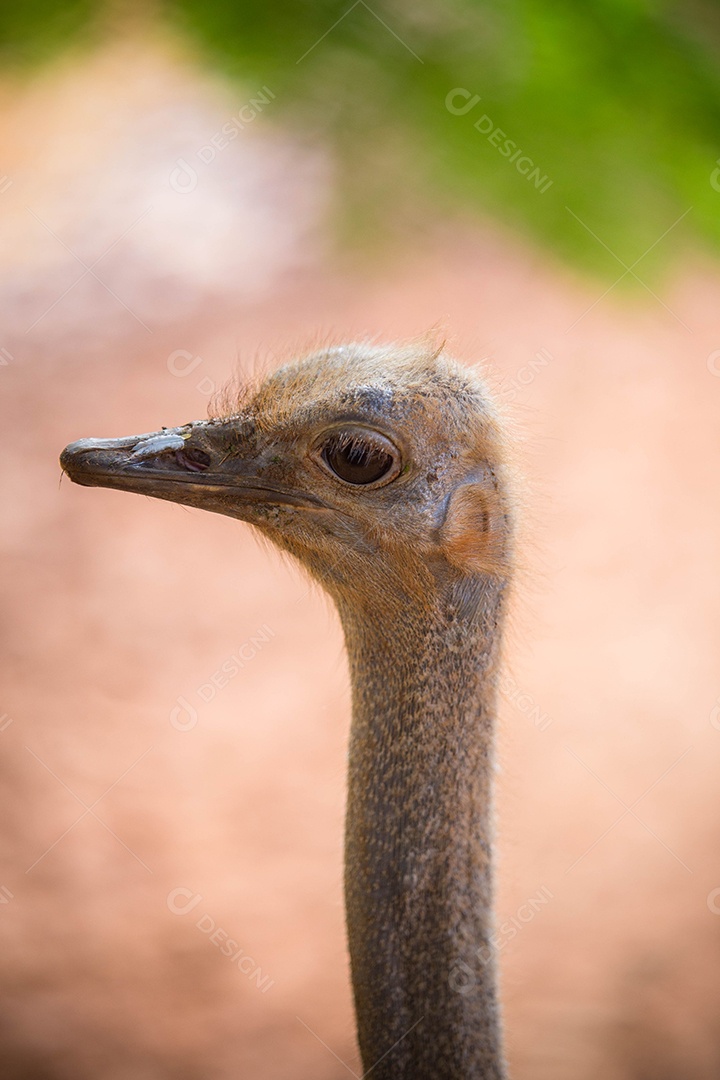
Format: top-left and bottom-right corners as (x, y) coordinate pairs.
(324, 430), (385, 460)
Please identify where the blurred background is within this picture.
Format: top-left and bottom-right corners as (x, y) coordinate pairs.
(1, 2), (720, 1077)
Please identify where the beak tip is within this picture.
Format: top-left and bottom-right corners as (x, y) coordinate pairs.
(60, 444), (90, 485)
(59, 437), (121, 485)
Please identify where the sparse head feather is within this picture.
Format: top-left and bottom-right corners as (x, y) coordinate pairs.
(229, 339), (514, 591)
(219, 339), (507, 464)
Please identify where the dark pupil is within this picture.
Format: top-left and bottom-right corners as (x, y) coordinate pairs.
(323, 437), (393, 485)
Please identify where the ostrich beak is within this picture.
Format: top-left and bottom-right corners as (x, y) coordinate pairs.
(59, 425), (323, 515)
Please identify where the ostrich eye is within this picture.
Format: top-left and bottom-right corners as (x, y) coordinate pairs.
(318, 427), (400, 486)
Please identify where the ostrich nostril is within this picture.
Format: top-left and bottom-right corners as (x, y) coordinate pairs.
(175, 447), (211, 472)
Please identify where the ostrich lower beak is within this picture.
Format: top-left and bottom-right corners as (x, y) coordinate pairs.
(59, 427), (321, 514)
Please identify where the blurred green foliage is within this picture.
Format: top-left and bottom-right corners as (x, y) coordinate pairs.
(2, 0), (720, 274)
(0, 1), (98, 67)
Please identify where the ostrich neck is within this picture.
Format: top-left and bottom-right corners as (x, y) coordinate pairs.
(337, 576), (507, 1080)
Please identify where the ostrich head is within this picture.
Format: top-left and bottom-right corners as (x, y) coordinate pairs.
(60, 337), (516, 1077)
(60, 341), (511, 615)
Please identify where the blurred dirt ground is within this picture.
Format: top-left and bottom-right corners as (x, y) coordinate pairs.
(1, 36), (720, 1080)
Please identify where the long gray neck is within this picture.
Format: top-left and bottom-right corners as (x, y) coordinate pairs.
(337, 574), (507, 1080)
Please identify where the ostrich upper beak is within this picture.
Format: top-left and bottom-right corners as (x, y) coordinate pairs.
(59, 424), (323, 515)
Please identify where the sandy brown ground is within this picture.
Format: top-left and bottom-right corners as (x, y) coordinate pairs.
(1, 37), (720, 1080)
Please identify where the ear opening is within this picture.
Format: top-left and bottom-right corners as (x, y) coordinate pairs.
(438, 477), (511, 578)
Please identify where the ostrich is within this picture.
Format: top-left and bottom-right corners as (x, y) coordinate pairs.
(60, 339), (514, 1080)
